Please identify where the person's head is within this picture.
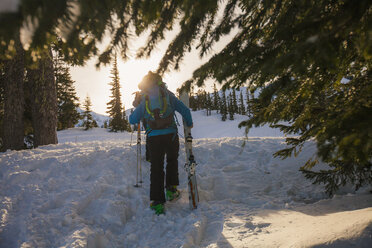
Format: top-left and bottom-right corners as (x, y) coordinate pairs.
(138, 71), (162, 91)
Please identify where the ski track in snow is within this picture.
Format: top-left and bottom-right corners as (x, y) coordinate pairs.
(1, 125), (372, 247)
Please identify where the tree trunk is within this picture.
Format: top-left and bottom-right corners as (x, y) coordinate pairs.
(28, 48), (58, 147)
(1, 36), (25, 151)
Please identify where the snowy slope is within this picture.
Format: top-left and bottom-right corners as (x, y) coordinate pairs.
(1, 111), (372, 248)
(178, 110), (284, 139)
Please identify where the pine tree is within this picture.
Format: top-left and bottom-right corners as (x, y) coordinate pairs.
(27, 47), (58, 147)
(239, 90), (245, 115)
(1, 34), (25, 151)
(122, 105), (131, 131)
(195, 90), (200, 110)
(220, 90), (227, 121)
(82, 96), (94, 130)
(232, 89), (238, 114)
(204, 93), (211, 116)
(201, 90), (207, 110)
(106, 55), (126, 132)
(195, 89), (206, 110)
(245, 88), (252, 118)
(54, 51), (80, 130)
(23, 72), (34, 148)
(208, 93), (213, 116)
(213, 83), (220, 113)
(228, 92), (234, 120)
(0, 60), (5, 146)
(190, 94), (197, 111)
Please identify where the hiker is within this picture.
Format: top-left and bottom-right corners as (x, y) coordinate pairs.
(129, 71), (193, 215)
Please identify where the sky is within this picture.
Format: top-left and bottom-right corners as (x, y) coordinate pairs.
(69, 4), (236, 116)
(70, 29), (224, 115)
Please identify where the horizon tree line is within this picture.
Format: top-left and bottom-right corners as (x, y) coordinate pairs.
(189, 85), (254, 121)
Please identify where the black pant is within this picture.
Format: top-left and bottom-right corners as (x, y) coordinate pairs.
(148, 133), (179, 203)
(145, 135), (150, 161)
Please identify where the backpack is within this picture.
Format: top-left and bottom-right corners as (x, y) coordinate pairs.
(143, 85), (175, 130)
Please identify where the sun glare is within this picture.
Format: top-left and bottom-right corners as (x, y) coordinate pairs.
(117, 53), (163, 109)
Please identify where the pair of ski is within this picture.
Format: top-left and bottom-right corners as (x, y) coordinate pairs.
(134, 91), (199, 210)
(180, 91), (199, 210)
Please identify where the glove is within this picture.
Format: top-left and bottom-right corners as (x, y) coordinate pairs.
(132, 92), (142, 107)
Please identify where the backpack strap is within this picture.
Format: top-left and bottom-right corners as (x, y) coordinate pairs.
(145, 87), (168, 118)
(144, 86), (176, 130)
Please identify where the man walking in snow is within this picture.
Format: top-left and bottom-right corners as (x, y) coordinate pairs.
(129, 71), (193, 215)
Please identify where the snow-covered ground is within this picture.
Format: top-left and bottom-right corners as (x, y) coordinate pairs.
(1, 111), (371, 247)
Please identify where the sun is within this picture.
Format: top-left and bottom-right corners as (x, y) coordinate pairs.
(117, 53), (163, 109)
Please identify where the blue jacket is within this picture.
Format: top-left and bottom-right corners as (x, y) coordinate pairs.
(129, 85), (193, 137)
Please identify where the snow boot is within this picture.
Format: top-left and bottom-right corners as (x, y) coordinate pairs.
(166, 186), (181, 201)
(150, 201), (165, 215)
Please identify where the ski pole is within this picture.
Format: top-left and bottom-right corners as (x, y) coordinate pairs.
(130, 125), (134, 146)
(138, 123), (143, 184)
(134, 122), (142, 187)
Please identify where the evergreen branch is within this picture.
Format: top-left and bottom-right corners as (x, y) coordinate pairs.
(301, 161), (372, 196)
